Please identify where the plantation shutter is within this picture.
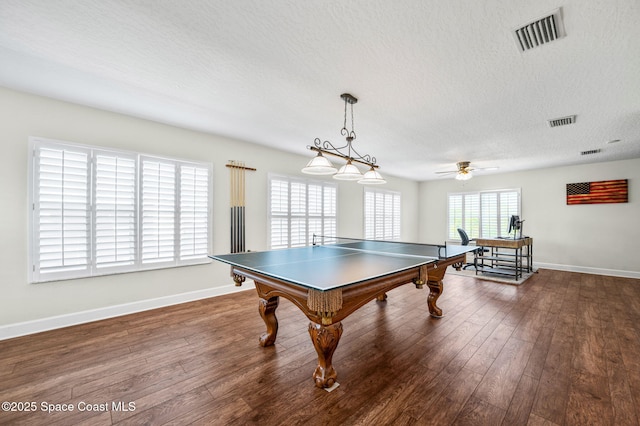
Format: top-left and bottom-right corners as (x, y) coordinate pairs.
(499, 191), (520, 237)
(179, 165), (210, 260)
(94, 152), (137, 270)
(30, 138), (212, 283)
(364, 190), (375, 240)
(34, 145), (90, 281)
(269, 178), (289, 249)
(323, 186), (337, 243)
(141, 158), (176, 264)
(480, 192), (498, 238)
(290, 181), (307, 247)
(448, 194), (463, 239)
(448, 189), (520, 240)
(268, 175), (337, 249)
(392, 193), (401, 239)
(364, 188), (401, 240)
(463, 194), (480, 238)
(308, 184), (322, 243)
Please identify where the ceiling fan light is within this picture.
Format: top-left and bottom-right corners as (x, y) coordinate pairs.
(358, 167), (386, 185)
(455, 171), (473, 181)
(333, 161), (362, 180)
(302, 152), (337, 175)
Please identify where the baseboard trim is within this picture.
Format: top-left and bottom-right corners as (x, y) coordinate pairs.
(535, 263), (640, 279)
(0, 285), (247, 341)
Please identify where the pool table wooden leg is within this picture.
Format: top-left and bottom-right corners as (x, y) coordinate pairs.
(258, 296), (279, 347)
(308, 321), (343, 388)
(427, 279), (443, 317)
(425, 262), (448, 318)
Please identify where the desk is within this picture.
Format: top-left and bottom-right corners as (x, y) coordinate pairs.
(210, 238), (475, 388)
(474, 237), (533, 280)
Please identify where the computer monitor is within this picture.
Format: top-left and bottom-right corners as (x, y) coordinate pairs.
(508, 215), (520, 235)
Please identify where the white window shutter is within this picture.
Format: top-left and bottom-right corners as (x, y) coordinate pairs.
(290, 181), (307, 247)
(269, 178), (289, 249)
(323, 186), (337, 243)
(499, 191), (520, 237)
(30, 138), (213, 283)
(34, 146), (91, 281)
(448, 189), (520, 240)
(393, 193), (401, 239)
(290, 182), (307, 216)
(94, 153), (137, 271)
(268, 175), (336, 249)
(364, 190), (375, 239)
(364, 188), (401, 240)
(180, 165), (210, 261)
(448, 194), (463, 239)
(481, 192), (498, 238)
(270, 179), (289, 215)
(270, 218), (289, 249)
(141, 159), (176, 264)
(464, 194), (480, 238)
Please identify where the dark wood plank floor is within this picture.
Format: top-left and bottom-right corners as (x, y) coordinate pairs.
(1, 269), (640, 425)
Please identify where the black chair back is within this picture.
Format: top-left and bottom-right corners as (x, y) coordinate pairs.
(457, 228), (470, 245)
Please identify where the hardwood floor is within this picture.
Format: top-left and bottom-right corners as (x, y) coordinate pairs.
(1, 269), (640, 425)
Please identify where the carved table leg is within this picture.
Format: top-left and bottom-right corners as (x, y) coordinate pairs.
(426, 279), (443, 318)
(258, 296), (279, 347)
(376, 293), (388, 302)
(308, 322), (343, 388)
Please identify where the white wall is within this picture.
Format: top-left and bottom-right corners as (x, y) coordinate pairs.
(418, 159), (640, 276)
(0, 87), (419, 333)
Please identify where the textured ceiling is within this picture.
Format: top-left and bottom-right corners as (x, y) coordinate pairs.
(1, 0), (639, 181)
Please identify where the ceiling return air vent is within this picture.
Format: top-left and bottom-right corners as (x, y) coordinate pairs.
(547, 115), (576, 128)
(513, 8), (566, 52)
(581, 149), (601, 156)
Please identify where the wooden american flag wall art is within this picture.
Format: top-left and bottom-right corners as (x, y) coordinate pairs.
(566, 179), (628, 205)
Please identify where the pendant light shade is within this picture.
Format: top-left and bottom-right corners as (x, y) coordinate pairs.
(333, 160), (362, 180)
(358, 167), (386, 185)
(301, 152), (337, 175)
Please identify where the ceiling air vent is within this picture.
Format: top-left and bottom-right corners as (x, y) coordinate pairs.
(547, 115), (576, 128)
(513, 8), (566, 52)
(581, 149), (601, 156)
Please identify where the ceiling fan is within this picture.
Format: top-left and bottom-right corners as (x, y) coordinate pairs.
(435, 161), (498, 181)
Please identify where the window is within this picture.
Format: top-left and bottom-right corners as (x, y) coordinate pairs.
(268, 175), (337, 249)
(364, 188), (401, 240)
(448, 189), (520, 240)
(29, 137), (212, 283)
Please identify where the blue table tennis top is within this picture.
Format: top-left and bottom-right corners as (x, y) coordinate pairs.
(210, 240), (473, 291)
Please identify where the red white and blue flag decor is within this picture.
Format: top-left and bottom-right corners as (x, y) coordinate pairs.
(566, 179), (628, 205)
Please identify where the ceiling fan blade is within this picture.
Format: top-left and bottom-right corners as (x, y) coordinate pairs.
(437, 162), (498, 177)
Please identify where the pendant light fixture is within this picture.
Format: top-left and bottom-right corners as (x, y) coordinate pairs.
(301, 93), (385, 184)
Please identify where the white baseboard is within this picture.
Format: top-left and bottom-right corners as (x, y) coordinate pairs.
(535, 262), (640, 279)
(0, 285), (247, 341)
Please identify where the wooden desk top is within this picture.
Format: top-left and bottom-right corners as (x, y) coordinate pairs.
(475, 237), (532, 249)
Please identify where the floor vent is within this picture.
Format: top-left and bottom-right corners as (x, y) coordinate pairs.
(548, 115), (576, 128)
(581, 149), (601, 156)
(513, 8), (565, 52)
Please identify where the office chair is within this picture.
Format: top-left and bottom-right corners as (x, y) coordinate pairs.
(457, 228), (487, 270)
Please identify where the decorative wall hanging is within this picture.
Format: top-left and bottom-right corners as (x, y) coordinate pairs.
(566, 179), (628, 205)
